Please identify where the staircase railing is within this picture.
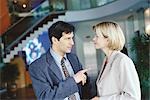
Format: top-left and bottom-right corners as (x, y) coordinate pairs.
(1, 0), (65, 58)
(1, 0), (117, 61)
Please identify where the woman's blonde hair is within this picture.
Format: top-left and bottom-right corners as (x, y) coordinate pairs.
(93, 21), (125, 51)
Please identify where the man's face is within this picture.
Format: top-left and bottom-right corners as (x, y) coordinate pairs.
(57, 32), (74, 55)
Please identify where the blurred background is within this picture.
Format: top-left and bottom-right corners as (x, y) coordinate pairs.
(0, 0), (149, 99)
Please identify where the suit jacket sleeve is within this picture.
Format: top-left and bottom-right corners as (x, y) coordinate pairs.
(100, 57), (141, 100)
(68, 53), (92, 99)
(29, 58), (79, 100)
(73, 54), (92, 99)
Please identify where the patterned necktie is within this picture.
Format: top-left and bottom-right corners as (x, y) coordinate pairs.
(61, 57), (76, 100)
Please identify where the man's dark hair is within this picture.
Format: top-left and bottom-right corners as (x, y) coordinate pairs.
(48, 21), (75, 44)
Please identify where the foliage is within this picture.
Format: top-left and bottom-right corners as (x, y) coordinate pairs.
(131, 34), (150, 98)
(1, 63), (20, 84)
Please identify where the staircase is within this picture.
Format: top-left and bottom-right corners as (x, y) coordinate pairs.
(2, 0), (145, 63)
(3, 13), (66, 63)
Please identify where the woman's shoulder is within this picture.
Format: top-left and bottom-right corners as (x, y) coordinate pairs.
(113, 51), (132, 62)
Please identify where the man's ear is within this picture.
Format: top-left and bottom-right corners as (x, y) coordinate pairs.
(62, 32), (66, 36)
(52, 37), (58, 44)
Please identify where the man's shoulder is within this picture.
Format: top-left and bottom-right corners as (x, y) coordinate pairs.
(29, 53), (47, 68)
(66, 53), (81, 65)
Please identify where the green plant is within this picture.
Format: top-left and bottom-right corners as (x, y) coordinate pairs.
(131, 34), (150, 99)
(1, 63), (20, 87)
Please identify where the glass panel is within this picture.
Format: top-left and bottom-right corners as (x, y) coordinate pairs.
(49, 0), (65, 11)
(2, 0), (51, 53)
(66, 0), (117, 10)
(2, 0), (117, 55)
(96, 0), (115, 6)
(80, 0), (91, 10)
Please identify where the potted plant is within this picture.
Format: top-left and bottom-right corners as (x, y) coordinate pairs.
(1, 63), (20, 92)
(131, 33), (150, 100)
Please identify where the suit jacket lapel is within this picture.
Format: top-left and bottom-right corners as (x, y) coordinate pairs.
(96, 58), (106, 83)
(67, 54), (80, 74)
(98, 51), (119, 82)
(99, 63), (111, 82)
(46, 50), (63, 80)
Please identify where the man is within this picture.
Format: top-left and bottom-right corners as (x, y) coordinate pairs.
(29, 21), (90, 100)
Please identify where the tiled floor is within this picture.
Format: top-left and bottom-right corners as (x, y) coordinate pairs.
(0, 87), (36, 100)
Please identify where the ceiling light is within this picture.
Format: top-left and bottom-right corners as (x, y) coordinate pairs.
(13, 0), (17, 4)
(144, 8), (150, 35)
(145, 24), (150, 35)
(22, 4), (27, 8)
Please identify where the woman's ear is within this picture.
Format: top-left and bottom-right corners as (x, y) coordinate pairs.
(106, 38), (109, 45)
(105, 37), (109, 42)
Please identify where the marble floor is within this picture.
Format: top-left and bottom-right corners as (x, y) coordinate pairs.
(0, 86), (36, 100)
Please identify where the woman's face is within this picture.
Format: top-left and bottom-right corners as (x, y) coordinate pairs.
(92, 29), (108, 50)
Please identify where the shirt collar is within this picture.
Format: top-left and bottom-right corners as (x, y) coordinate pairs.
(50, 48), (67, 63)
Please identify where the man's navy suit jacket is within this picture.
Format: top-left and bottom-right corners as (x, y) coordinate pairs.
(29, 49), (89, 100)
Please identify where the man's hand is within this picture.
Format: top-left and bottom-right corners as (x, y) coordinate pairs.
(73, 69), (89, 85)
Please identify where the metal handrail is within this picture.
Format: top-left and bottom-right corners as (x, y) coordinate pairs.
(1, 0), (117, 56)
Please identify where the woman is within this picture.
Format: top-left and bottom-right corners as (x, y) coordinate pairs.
(91, 21), (141, 100)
